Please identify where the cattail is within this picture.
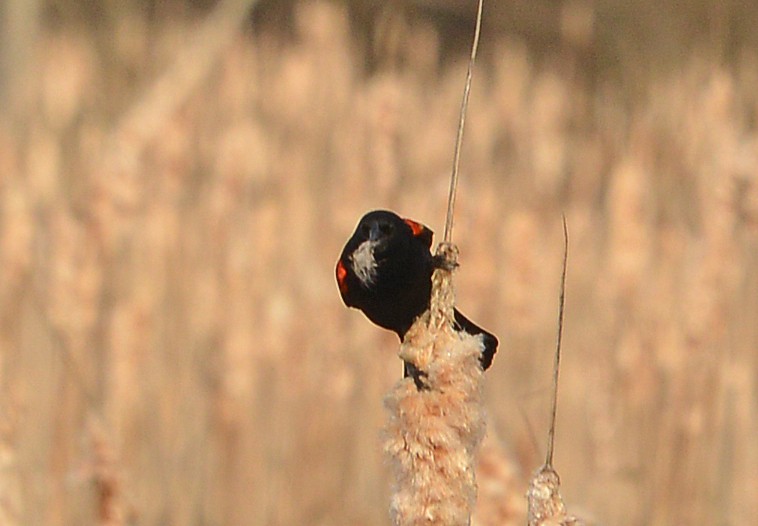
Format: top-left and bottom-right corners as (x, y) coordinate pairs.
(527, 465), (583, 526)
(527, 218), (585, 526)
(384, 243), (486, 525)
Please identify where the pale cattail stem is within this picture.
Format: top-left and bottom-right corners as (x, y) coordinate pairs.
(527, 220), (584, 526)
(384, 243), (486, 525)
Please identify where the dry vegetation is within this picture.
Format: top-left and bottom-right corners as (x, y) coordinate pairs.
(385, 244), (487, 525)
(1, 0), (757, 524)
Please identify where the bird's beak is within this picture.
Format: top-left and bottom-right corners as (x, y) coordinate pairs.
(368, 223), (383, 242)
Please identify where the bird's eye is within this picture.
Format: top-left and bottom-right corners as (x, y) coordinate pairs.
(380, 223), (393, 235)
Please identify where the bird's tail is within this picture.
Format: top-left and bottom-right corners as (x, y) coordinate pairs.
(453, 309), (498, 370)
(401, 309), (498, 388)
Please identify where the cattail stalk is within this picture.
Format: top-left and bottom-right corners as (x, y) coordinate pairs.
(527, 218), (584, 526)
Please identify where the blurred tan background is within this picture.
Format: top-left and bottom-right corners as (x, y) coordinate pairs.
(1, 0), (757, 524)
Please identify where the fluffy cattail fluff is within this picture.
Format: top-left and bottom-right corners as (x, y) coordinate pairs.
(527, 465), (583, 526)
(384, 243), (487, 525)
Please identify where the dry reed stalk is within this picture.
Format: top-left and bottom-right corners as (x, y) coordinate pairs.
(384, 243), (487, 525)
(527, 218), (584, 526)
(383, 4), (489, 523)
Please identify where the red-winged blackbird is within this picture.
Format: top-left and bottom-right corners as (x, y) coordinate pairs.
(336, 210), (497, 384)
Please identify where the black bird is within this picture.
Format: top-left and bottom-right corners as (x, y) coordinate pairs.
(336, 210), (497, 383)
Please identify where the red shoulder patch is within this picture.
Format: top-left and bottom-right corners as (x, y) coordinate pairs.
(336, 259), (349, 294)
(403, 218), (433, 248)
